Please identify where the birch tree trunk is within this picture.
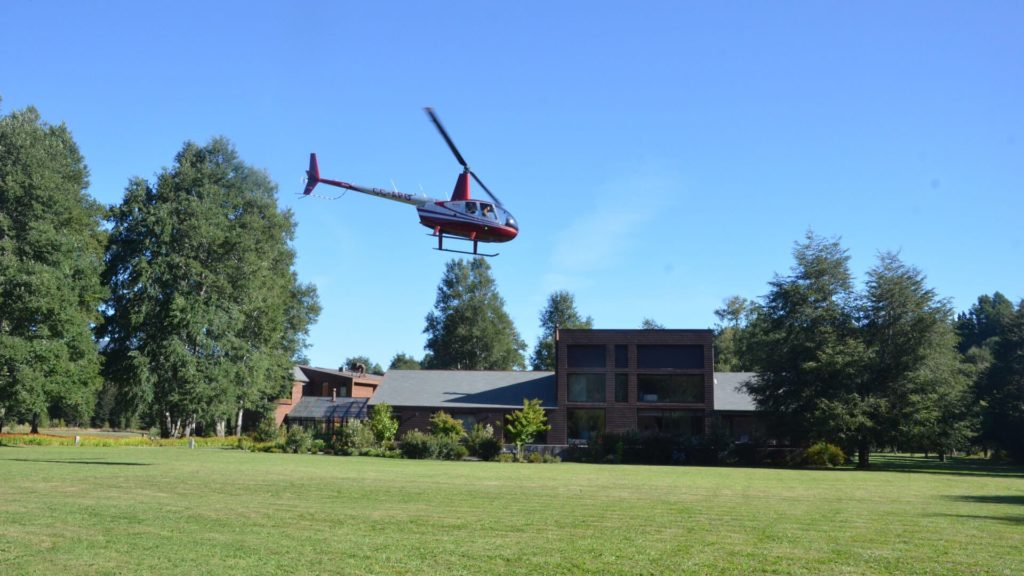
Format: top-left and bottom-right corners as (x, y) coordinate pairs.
(235, 407), (245, 437)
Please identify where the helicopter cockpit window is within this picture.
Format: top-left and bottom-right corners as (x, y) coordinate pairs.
(465, 202), (477, 215)
(505, 216), (518, 230)
(480, 203), (496, 220)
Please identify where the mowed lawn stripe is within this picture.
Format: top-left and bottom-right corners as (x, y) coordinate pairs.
(1, 447), (1021, 575)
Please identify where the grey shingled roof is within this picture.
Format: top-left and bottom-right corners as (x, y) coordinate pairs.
(713, 372), (757, 411)
(371, 370), (556, 409)
(287, 396), (369, 420)
(292, 366), (310, 383)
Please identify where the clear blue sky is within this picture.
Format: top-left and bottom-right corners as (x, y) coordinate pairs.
(3, 1), (1022, 370)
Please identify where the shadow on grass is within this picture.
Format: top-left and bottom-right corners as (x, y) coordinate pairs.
(866, 454), (1024, 479)
(950, 495), (1024, 506)
(938, 495), (1024, 525)
(6, 458), (151, 466)
(937, 513), (1024, 526)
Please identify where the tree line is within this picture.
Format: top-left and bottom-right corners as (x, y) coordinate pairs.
(1, 104), (319, 436)
(3, 104), (1020, 460)
(712, 232), (1023, 465)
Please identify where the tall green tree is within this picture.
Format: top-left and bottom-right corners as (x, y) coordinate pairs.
(979, 301), (1024, 462)
(860, 252), (973, 460)
(98, 138), (319, 436)
(713, 296), (755, 371)
(0, 105), (106, 432)
(505, 398), (550, 460)
(743, 231), (867, 461)
(423, 258), (525, 370)
(342, 356), (383, 375)
(388, 352), (421, 370)
(955, 292), (1015, 368)
(530, 290), (592, 370)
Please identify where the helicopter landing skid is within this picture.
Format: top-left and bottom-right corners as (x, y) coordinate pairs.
(428, 233), (499, 257)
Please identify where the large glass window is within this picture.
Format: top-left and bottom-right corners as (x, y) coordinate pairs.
(567, 409), (605, 443)
(637, 374), (705, 403)
(637, 410), (704, 437)
(614, 373), (628, 403)
(455, 414), (478, 433)
(567, 373), (605, 403)
(636, 345), (704, 369)
(614, 345), (628, 369)
(566, 345), (606, 368)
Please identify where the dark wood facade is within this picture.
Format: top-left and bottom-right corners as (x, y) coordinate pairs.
(550, 329), (716, 445)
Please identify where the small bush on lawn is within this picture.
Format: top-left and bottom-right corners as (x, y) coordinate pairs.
(526, 452), (561, 464)
(283, 426), (315, 454)
(335, 420), (377, 455)
(804, 441), (846, 467)
(465, 423), (502, 461)
(496, 452), (516, 463)
(432, 435), (468, 460)
(399, 429), (467, 460)
(400, 430), (434, 459)
(252, 417), (282, 443)
(429, 411), (466, 439)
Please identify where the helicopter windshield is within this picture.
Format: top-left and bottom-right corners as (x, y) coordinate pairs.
(505, 215), (518, 230)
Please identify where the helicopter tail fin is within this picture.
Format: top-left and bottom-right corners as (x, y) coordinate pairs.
(303, 153), (320, 195)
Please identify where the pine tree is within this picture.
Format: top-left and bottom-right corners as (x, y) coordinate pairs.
(980, 302), (1024, 462)
(423, 258), (525, 370)
(861, 252), (973, 460)
(743, 231), (866, 459)
(0, 105), (105, 432)
(530, 290), (592, 370)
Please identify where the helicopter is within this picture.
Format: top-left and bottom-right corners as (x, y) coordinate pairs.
(302, 108), (518, 257)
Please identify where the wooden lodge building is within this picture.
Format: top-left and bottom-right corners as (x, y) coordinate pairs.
(276, 329), (761, 444)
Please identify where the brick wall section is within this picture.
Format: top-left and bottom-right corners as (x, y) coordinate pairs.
(551, 329), (715, 444)
(274, 380), (305, 426)
(351, 382), (378, 398)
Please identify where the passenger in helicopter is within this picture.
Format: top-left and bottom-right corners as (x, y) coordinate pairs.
(466, 201), (477, 215)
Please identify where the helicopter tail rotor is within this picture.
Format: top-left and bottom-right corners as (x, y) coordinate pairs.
(303, 153), (320, 195)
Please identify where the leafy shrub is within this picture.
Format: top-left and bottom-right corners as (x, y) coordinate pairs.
(465, 423), (502, 461)
(429, 411), (465, 439)
(495, 452), (516, 463)
(399, 429), (467, 460)
(252, 417), (282, 443)
(368, 403), (399, 446)
(362, 447), (403, 458)
(335, 419), (377, 455)
(283, 426), (315, 454)
(400, 430), (434, 459)
(432, 434), (468, 460)
(804, 441), (846, 467)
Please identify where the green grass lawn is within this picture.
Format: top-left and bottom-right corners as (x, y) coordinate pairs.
(1, 447), (1021, 575)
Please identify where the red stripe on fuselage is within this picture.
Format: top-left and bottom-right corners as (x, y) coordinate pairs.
(417, 215), (517, 242)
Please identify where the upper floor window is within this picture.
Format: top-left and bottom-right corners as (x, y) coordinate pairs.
(614, 345), (628, 369)
(636, 345), (704, 370)
(566, 345), (605, 368)
(567, 373), (605, 403)
(637, 374), (705, 403)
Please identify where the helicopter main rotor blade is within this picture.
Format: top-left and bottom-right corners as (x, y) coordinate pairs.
(470, 170), (504, 208)
(425, 107), (468, 169)
(425, 108), (505, 208)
